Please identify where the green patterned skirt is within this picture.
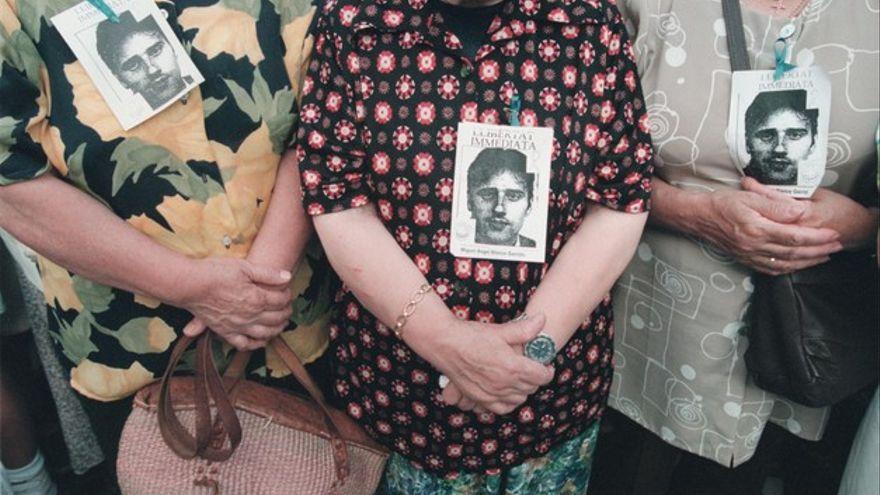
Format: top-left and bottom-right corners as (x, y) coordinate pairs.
(377, 421), (600, 495)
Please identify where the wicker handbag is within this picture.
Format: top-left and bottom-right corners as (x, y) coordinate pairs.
(117, 333), (388, 494)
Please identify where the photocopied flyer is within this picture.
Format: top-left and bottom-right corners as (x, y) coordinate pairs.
(727, 66), (831, 198)
(450, 122), (553, 264)
(52, 0), (204, 130)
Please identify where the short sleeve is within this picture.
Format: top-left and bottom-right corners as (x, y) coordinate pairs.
(0, 7), (51, 186)
(294, 14), (371, 216)
(584, 17), (654, 214)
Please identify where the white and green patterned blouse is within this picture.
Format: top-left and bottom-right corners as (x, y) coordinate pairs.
(610, 0), (879, 467)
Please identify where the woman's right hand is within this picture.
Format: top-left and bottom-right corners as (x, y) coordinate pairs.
(692, 186), (843, 275)
(174, 257), (293, 348)
(424, 313), (556, 415)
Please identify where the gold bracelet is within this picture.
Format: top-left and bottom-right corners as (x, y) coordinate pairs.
(393, 283), (433, 339)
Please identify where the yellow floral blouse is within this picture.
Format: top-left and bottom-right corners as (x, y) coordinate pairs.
(0, 0), (331, 401)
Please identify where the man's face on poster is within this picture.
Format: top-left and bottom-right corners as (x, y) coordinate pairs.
(113, 30), (183, 107)
(747, 108), (814, 184)
(469, 169), (532, 246)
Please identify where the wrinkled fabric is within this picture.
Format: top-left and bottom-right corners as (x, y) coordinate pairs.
(0, 0), (332, 401)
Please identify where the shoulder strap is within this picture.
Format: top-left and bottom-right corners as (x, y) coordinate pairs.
(721, 0), (752, 71)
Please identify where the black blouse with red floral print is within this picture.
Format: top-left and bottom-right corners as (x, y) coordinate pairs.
(295, 0), (654, 476)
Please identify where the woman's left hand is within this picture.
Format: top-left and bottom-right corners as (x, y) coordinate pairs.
(742, 178), (878, 250)
(441, 332), (544, 414)
(182, 253), (296, 350)
(181, 316), (275, 351)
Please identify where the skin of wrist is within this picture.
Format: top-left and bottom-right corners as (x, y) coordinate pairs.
(666, 188), (713, 237)
(403, 311), (469, 368)
(162, 255), (209, 308)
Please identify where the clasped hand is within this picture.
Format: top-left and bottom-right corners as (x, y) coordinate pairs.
(175, 257), (293, 350)
(433, 313), (555, 415)
(697, 177), (847, 276)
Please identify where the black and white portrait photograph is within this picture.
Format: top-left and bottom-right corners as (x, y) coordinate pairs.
(451, 123), (552, 263)
(728, 66), (831, 198)
(467, 148), (536, 247)
(94, 11), (194, 111)
(52, 0), (203, 130)
(743, 90), (818, 186)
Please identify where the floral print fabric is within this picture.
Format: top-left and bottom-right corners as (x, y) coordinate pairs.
(0, 0), (331, 401)
(296, 0), (654, 476)
(378, 421), (600, 495)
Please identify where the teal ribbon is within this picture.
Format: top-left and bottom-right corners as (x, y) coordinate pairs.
(773, 38), (796, 81)
(87, 0), (120, 22)
(508, 94), (521, 127)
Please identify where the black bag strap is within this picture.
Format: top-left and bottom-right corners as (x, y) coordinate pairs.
(721, 0), (752, 72)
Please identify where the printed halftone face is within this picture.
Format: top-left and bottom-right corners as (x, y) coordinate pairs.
(748, 108), (814, 183)
(469, 170), (531, 245)
(115, 31), (183, 106)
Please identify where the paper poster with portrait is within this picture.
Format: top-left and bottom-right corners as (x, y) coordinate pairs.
(450, 123), (553, 264)
(52, 0), (203, 130)
(727, 66), (831, 198)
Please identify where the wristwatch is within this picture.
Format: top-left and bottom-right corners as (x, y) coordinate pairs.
(523, 333), (557, 365)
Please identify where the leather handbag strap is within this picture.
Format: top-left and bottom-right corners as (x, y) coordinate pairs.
(157, 333), (351, 483)
(158, 334), (243, 461)
(194, 334), (243, 461)
(223, 348), (252, 380)
(268, 337), (351, 484)
(193, 333), (215, 453)
(721, 0), (752, 71)
(158, 334), (205, 458)
(217, 345), (251, 408)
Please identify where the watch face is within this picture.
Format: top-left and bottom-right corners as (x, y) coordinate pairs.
(524, 334), (556, 365)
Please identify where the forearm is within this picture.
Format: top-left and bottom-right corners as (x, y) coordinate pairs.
(645, 176), (708, 236)
(0, 174), (195, 305)
(247, 151), (313, 270)
(839, 206), (878, 251)
(312, 205), (458, 363)
(525, 204), (648, 347)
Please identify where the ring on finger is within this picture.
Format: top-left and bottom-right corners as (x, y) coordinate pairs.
(769, 257), (777, 263)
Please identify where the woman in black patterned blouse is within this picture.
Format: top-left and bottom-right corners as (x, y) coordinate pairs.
(296, 0), (655, 491)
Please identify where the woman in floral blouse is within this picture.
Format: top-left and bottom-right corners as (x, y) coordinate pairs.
(0, 0), (330, 490)
(297, 0), (654, 492)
